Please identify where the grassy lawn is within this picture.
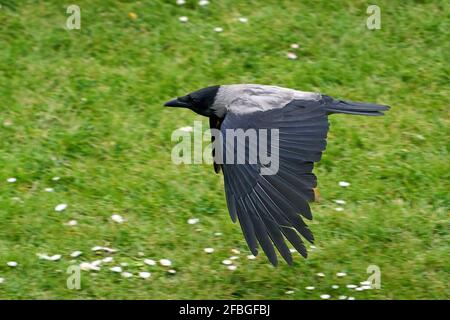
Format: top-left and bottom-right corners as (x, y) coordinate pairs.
(0, 0), (448, 299)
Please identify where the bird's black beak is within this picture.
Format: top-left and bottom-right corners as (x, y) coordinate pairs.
(164, 98), (190, 108)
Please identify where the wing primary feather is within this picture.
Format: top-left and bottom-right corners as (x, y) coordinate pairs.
(244, 196), (278, 266)
(223, 176), (237, 222)
(250, 192), (293, 265)
(235, 198), (259, 256)
(262, 174), (313, 220)
(254, 184), (309, 258)
(280, 226), (308, 258)
(255, 183), (314, 243)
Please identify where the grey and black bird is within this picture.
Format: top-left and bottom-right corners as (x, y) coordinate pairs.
(165, 84), (389, 266)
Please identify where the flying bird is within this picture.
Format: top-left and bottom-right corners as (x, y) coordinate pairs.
(165, 84), (389, 266)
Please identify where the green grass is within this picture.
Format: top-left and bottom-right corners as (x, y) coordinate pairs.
(0, 0), (448, 299)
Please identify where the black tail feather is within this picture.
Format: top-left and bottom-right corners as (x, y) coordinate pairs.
(325, 96), (390, 116)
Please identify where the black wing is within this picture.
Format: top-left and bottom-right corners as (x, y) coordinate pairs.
(210, 116), (223, 174)
(220, 99), (330, 265)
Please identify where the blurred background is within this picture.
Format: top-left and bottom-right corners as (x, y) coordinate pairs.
(0, 0), (448, 299)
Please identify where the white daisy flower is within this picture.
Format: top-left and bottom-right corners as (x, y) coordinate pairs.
(121, 272), (133, 278)
(238, 17), (248, 23)
(198, 0), (209, 6)
(80, 262), (92, 270)
(316, 272), (325, 277)
(176, 0), (185, 5)
(339, 181), (350, 187)
(320, 294), (331, 299)
(360, 281), (371, 286)
(45, 188), (54, 192)
(214, 27), (223, 33)
(289, 248), (296, 253)
(144, 259), (156, 266)
(91, 246), (117, 253)
(67, 220), (77, 226)
(179, 16), (189, 23)
(80, 262), (100, 271)
(168, 269), (177, 274)
(348, 297), (355, 300)
(227, 265), (237, 271)
(285, 290), (294, 294)
(290, 43), (300, 49)
(229, 256), (239, 260)
(204, 248), (214, 254)
(339, 295), (347, 300)
(305, 286), (315, 290)
(102, 257), (114, 263)
(70, 251), (82, 258)
(187, 218), (199, 225)
(7, 178), (16, 183)
(159, 259), (172, 267)
(55, 203), (68, 212)
(214, 232), (222, 236)
(139, 271), (151, 279)
(332, 285), (339, 289)
(231, 249), (240, 254)
(287, 52), (298, 60)
(91, 260), (102, 267)
(111, 214), (125, 223)
(110, 266), (122, 273)
(335, 207), (344, 212)
(334, 199), (346, 205)
(361, 285), (372, 290)
(346, 284), (357, 289)
(52, 177), (61, 181)
(0, 278), (4, 284)
(7, 261), (18, 267)
(336, 272), (347, 277)
(222, 259), (232, 265)
(247, 255), (256, 260)
(48, 255), (61, 261)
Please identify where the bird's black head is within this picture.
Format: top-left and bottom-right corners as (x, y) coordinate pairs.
(164, 85), (220, 117)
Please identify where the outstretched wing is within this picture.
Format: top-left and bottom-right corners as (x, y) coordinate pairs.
(220, 98), (330, 265)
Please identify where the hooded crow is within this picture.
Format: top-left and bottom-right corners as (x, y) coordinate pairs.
(165, 84), (389, 266)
